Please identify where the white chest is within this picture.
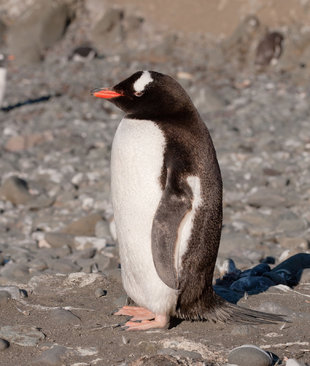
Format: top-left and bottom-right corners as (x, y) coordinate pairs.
(110, 118), (178, 314)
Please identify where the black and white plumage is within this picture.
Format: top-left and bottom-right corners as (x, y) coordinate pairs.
(92, 71), (286, 330)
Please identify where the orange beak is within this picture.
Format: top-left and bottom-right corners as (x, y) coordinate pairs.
(91, 88), (122, 99)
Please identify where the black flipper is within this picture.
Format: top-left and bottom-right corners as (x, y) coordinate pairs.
(151, 168), (193, 290)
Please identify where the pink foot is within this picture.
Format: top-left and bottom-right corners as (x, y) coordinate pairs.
(114, 306), (155, 321)
(125, 314), (169, 331)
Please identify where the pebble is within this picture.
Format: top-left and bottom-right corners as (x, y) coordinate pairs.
(50, 309), (81, 325)
(0, 291), (11, 304)
(0, 325), (45, 346)
(228, 345), (272, 366)
(94, 287), (107, 298)
(285, 359), (306, 366)
(0, 338), (9, 351)
(44, 232), (76, 248)
(0, 176), (33, 205)
(31, 345), (67, 366)
(62, 213), (104, 237)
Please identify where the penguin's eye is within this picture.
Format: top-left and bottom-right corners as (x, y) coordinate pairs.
(134, 91), (144, 97)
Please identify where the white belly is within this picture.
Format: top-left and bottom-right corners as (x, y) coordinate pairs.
(111, 117), (178, 315)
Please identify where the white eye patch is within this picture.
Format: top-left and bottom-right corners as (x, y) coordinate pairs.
(133, 71), (153, 92)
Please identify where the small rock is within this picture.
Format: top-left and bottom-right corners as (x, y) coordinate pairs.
(131, 354), (187, 366)
(0, 291), (11, 304)
(277, 236), (308, 251)
(246, 188), (286, 208)
(44, 232), (75, 248)
(49, 258), (82, 274)
(300, 268), (310, 283)
(94, 288), (107, 298)
(31, 345), (67, 366)
(50, 309), (80, 325)
(228, 345), (272, 366)
(286, 359), (306, 366)
(7, 0), (71, 65)
(1, 263), (30, 281)
(0, 338), (9, 351)
(95, 219), (111, 238)
(4, 131), (53, 152)
(0, 325), (45, 346)
(74, 236), (107, 251)
(231, 325), (255, 336)
(27, 195), (55, 210)
(62, 213), (103, 236)
(0, 176), (32, 205)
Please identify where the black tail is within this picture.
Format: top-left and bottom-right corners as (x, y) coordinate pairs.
(208, 299), (288, 324)
(175, 293), (288, 324)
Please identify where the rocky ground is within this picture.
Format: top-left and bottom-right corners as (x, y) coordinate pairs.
(0, 1), (310, 365)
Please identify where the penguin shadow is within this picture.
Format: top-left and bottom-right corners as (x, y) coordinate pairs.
(213, 253), (310, 304)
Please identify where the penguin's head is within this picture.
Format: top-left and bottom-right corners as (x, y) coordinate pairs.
(92, 71), (194, 118)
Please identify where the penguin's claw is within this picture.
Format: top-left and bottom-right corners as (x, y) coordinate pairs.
(123, 315), (169, 331)
(114, 306), (155, 321)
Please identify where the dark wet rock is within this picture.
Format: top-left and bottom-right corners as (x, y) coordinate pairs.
(31, 345), (67, 366)
(44, 232), (76, 248)
(50, 308), (80, 325)
(0, 325), (45, 346)
(0, 338), (9, 351)
(7, 0), (71, 65)
(62, 213), (103, 237)
(228, 345), (272, 366)
(0, 176), (32, 205)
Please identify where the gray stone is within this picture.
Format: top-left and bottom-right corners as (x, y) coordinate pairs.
(0, 338), (9, 351)
(95, 219), (111, 238)
(49, 258), (82, 274)
(62, 213), (103, 237)
(0, 325), (45, 346)
(0, 176), (32, 205)
(44, 232), (75, 248)
(91, 8), (124, 52)
(7, 0), (71, 65)
(300, 268), (310, 283)
(31, 345), (67, 366)
(27, 195), (55, 210)
(50, 309), (80, 325)
(231, 325), (255, 336)
(0, 291), (11, 304)
(228, 345), (272, 366)
(0, 263), (30, 281)
(246, 188), (286, 208)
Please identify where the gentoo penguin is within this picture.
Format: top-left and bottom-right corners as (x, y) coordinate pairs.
(92, 71), (286, 330)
